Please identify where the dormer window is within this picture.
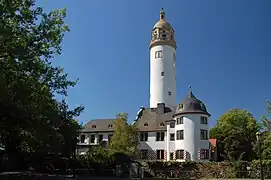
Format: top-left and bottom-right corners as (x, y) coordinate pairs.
(178, 104), (183, 110)
(92, 125), (96, 128)
(160, 123), (165, 127)
(108, 124), (113, 128)
(144, 123), (148, 127)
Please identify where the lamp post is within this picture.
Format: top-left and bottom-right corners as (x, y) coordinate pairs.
(256, 131), (264, 180)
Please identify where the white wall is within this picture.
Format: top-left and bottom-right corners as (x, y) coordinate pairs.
(78, 132), (113, 146)
(174, 114), (209, 162)
(150, 45), (176, 108)
(139, 131), (166, 150)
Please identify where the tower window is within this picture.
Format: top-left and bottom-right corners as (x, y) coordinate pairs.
(176, 117), (183, 124)
(170, 133), (175, 141)
(155, 50), (163, 58)
(176, 130), (184, 140)
(200, 129), (208, 140)
(201, 116), (208, 124)
(168, 91), (171, 96)
(161, 72), (164, 76)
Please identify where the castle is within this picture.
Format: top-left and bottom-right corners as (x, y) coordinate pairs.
(78, 9), (211, 162)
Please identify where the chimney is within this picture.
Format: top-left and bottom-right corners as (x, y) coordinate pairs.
(157, 103), (165, 114)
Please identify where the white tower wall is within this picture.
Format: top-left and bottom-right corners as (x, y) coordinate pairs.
(174, 114), (210, 162)
(150, 45), (176, 108)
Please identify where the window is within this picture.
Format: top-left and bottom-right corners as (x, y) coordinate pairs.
(140, 150), (148, 159)
(92, 125), (96, 128)
(80, 135), (85, 143)
(155, 50), (163, 58)
(201, 116), (208, 124)
(90, 135), (95, 143)
(200, 129), (208, 140)
(173, 52), (176, 62)
(176, 117), (183, 124)
(160, 123), (165, 127)
(200, 149), (210, 159)
(108, 124), (113, 128)
(144, 123), (148, 127)
(176, 130), (184, 140)
(178, 104), (183, 110)
(140, 132), (148, 141)
(168, 91), (171, 96)
(170, 152), (174, 160)
(170, 133), (175, 141)
(161, 72), (164, 76)
(176, 150), (184, 159)
(170, 122), (175, 128)
(156, 132), (165, 141)
(156, 150), (164, 160)
(98, 134), (103, 142)
(108, 134), (113, 142)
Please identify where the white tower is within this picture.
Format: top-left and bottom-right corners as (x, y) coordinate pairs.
(173, 86), (211, 162)
(149, 8), (177, 108)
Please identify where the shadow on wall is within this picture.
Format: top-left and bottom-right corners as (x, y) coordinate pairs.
(139, 142), (157, 160)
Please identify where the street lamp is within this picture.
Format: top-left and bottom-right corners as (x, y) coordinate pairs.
(256, 131), (264, 180)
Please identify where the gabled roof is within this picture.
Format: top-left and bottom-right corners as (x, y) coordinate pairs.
(135, 106), (176, 131)
(82, 119), (116, 132)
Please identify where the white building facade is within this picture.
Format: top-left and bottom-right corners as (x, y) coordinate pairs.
(79, 9), (211, 162)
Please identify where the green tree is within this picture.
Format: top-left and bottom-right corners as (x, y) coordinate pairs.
(209, 127), (219, 139)
(108, 113), (139, 158)
(213, 109), (259, 161)
(0, 0), (83, 169)
(86, 146), (109, 164)
(261, 100), (271, 132)
(255, 100), (271, 159)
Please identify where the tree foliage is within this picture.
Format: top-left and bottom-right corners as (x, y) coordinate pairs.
(261, 100), (271, 132)
(107, 113), (139, 158)
(212, 109), (259, 161)
(0, 0), (84, 169)
(257, 100), (271, 159)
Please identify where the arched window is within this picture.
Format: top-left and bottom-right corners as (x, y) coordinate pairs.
(144, 123), (148, 127)
(92, 125), (96, 128)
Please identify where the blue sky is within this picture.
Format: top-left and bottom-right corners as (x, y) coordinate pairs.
(38, 0), (271, 127)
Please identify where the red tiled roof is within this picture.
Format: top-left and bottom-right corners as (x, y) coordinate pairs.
(209, 139), (217, 147)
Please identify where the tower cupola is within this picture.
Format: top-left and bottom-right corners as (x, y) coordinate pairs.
(174, 86), (211, 117)
(150, 8), (176, 49)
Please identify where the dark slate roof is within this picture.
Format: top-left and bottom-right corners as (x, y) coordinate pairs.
(135, 105), (176, 132)
(174, 87), (210, 117)
(82, 119), (116, 132)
